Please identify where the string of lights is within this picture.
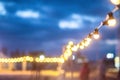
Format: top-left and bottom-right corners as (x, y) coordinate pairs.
(61, 0), (120, 61)
(0, 0), (119, 64)
(0, 56), (64, 63)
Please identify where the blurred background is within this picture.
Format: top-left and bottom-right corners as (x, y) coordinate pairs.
(0, 0), (119, 80)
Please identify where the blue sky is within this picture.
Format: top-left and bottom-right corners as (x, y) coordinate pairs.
(0, 0), (119, 60)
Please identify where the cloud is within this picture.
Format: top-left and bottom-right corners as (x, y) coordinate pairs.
(16, 10), (40, 19)
(58, 13), (100, 29)
(58, 14), (83, 29)
(59, 20), (80, 29)
(0, 2), (7, 15)
(105, 39), (118, 45)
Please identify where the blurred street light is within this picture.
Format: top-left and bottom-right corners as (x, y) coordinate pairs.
(115, 56), (120, 69)
(72, 55), (75, 60)
(39, 55), (45, 60)
(106, 53), (114, 59)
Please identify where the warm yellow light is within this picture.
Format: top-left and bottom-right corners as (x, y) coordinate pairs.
(68, 41), (74, 45)
(67, 51), (72, 56)
(84, 40), (90, 47)
(35, 58), (39, 62)
(26, 56), (31, 61)
(39, 55), (45, 60)
(107, 19), (117, 27)
(86, 37), (92, 42)
(30, 57), (33, 62)
(60, 58), (64, 63)
(66, 45), (72, 49)
(5, 59), (7, 62)
(93, 34), (100, 39)
(63, 53), (69, 60)
(71, 46), (78, 52)
(103, 12), (117, 27)
(115, 56), (120, 68)
(93, 29), (100, 39)
(79, 43), (84, 49)
(83, 40), (90, 47)
(86, 34), (92, 42)
(110, 0), (120, 5)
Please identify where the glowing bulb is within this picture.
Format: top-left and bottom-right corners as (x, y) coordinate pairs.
(66, 45), (72, 49)
(93, 29), (100, 39)
(84, 41), (90, 47)
(83, 39), (90, 47)
(72, 46), (78, 52)
(110, 0), (120, 5)
(79, 43), (84, 49)
(63, 54), (69, 60)
(80, 46), (84, 49)
(107, 19), (117, 27)
(103, 12), (117, 27)
(39, 55), (45, 60)
(93, 34), (100, 39)
(35, 58), (39, 62)
(68, 41), (74, 45)
(86, 34), (92, 42)
(60, 58), (64, 63)
(86, 37), (92, 42)
(115, 56), (120, 69)
(66, 50), (72, 56)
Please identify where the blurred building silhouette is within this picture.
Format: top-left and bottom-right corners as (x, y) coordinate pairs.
(29, 51), (44, 57)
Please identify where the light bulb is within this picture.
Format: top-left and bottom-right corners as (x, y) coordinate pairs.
(110, 0), (120, 5)
(107, 19), (117, 27)
(80, 46), (84, 49)
(66, 45), (72, 49)
(86, 37), (92, 42)
(86, 34), (92, 42)
(72, 46), (78, 52)
(68, 41), (74, 45)
(93, 34), (100, 39)
(103, 12), (117, 27)
(93, 29), (100, 39)
(79, 43), (84, 49)
(84, 40), (90, 47)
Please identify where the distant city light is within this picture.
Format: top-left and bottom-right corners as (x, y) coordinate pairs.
(72, 55), (75, 60)
(39, 55), (45, 60)
(114, 56), (120, 69)
(106, 53), (114, 59)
